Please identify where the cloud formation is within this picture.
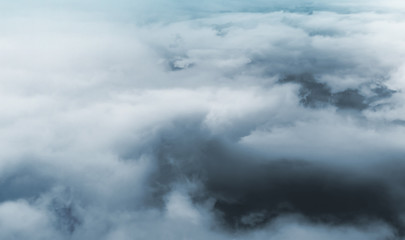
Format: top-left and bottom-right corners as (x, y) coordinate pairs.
(1, 1), (405, 239)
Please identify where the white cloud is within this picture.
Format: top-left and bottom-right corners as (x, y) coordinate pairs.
(1, 1), (405, 239)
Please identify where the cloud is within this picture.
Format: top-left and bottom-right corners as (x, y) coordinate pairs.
(1, 1), (405, 239)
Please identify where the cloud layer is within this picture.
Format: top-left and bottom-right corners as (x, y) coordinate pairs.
(1, 1), (405, 239)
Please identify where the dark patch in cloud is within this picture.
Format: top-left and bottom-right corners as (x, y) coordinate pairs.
(392, 119), (405, 126)
(139, 118), (209, 207)
(307, 30), (341, 37)
(332, 89), (368, 110)
(212, 23), (233, 37)
(144, 123), (405, 236)
(371, 84), (396, 100)
(0, 168), (54, 203)
(280, 73), (395, 110)
(168, 57), (194, 71)
(51, 202), (81, 234)
(48, 188), (81, 234)
(210, 162), (404, 236)
(282, 73), (332, 108)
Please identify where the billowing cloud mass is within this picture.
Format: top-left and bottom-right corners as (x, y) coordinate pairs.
(1, 1), (405, 239)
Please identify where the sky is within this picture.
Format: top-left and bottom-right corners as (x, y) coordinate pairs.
(1, 1), (405, 239)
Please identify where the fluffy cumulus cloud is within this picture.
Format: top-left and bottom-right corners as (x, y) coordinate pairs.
(1, 0), (405, 239)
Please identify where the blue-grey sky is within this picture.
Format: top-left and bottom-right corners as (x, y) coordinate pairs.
(1, 1), (405, 240)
